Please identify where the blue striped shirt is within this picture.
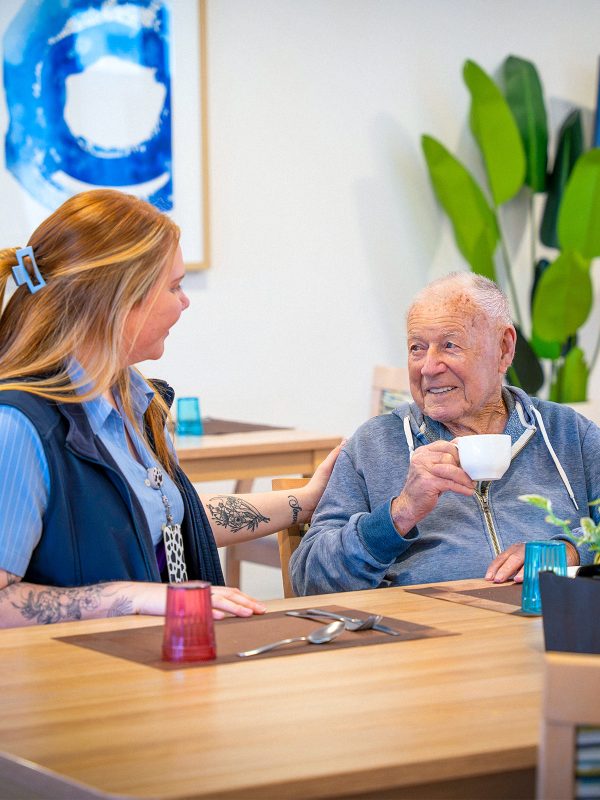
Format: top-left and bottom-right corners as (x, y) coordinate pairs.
(0, 370), (184, 577)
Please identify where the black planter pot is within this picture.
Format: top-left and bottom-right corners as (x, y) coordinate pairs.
(539, 571), (600, 654)
(576, 563), (600, 579)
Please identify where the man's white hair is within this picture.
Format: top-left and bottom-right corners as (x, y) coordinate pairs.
(408, 272), (513, 327)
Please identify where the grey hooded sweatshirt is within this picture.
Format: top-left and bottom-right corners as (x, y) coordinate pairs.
(290, 387), (600, 595)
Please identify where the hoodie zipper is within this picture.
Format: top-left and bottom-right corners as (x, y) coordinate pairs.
(475, 483), (501, 557)
(474, 432), (535, 557)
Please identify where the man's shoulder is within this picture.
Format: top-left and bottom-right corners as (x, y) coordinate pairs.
(344, 406), (414, 463)
(529, 394), (593, 425)
(519, 393), (599, 455)
(355, 405), (411, 436)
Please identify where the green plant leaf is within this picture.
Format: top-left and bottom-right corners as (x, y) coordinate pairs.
(421, 135), (499, 278)
(530, 331), (562, 360)
(531, 251), (592, 342)
(519, 494), (552, 511)
(502, 55), (548, 192)
(581, 517), (598, 536)
(561, 335), (578, 358)
(530, 258), (550, 311)
(530, 258), (563, 360)
(540, 110), (584, 249)
(509, 326), (544, 394)
(463, 60), (526, 205)
(555, 346), (589, 402)
(558, 149), (600, 257)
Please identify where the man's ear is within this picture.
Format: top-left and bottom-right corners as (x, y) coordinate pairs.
(499, 325), (517, 373)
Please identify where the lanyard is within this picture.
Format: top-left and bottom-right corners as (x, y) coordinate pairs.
(116, 394), (189, 584)
(146, 466), (189, 583)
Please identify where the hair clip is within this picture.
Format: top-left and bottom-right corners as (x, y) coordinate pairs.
(12, 246), (46, 294)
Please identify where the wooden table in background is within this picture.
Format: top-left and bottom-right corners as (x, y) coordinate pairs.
(175, 428), (341, 484)
(0, 579), (543, 799)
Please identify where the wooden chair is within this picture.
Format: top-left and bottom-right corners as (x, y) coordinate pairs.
(537, 652), (600, 799)
(224, 536), (282, 587)
(370, 364), (411, 417)
(272, 477), (310, 598)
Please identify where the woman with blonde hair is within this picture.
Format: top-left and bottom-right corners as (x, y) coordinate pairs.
(0, 189), (338, 627)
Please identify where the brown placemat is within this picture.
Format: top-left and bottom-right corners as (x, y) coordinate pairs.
(55, 605), (456, 670)
(201, 418), (290, 435)
(406, 582), (529, 616)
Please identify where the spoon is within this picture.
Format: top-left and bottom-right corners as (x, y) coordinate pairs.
(286, 610), (383, 631)
(237, 620), (345, 658)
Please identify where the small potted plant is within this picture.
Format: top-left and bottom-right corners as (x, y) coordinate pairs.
(519, 494), (600, 575)
(519, 495), (600, 653)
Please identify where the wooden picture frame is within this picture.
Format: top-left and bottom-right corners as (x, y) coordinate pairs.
(0, 0), (210, 270)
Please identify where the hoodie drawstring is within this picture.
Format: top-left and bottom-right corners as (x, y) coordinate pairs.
(529, 405), (579, 511)
(403, 415), (415, 460)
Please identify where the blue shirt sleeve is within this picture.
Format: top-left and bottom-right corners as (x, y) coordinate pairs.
(0, 406), (50, 576)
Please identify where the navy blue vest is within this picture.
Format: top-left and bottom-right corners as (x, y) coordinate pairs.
(0, 387), (224, 587)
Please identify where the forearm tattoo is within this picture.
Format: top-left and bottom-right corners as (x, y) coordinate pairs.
(9, 584), (132, 625)
(207, 496), (270, 533)
(5, 572), (20, 586)
(288, 495), (302, 524)
(107, 596), (135, 617)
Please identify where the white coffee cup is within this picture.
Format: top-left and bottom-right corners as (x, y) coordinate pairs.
(455, 434), (512, 481)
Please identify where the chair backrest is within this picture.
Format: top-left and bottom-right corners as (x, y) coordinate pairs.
(370, 364), (411, 417)
(537, 652), (600, 800)
(272, 477), (310, 598)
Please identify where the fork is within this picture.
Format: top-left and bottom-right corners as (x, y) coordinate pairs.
(286, 609), (383, 631)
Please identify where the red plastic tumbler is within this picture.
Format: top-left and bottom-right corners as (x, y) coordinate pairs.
(162, 581), (217, 662)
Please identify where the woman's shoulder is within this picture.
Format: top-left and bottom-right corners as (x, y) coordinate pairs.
(0, 402), (47, 446)
(0, 388), (62, 434)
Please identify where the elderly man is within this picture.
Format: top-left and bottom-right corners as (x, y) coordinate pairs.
(290, 272), (600, 595)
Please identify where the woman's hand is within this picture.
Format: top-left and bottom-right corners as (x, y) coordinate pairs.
(297, 441), (344, 523)
(134, 582), (266, 619)
(210, 585), (267, 619)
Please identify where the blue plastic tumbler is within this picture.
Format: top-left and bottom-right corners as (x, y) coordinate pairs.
(176, 397), (203, 436)
(521, 541), (567, 615)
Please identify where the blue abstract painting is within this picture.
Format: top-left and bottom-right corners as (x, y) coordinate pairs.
(3, 0), (173, 211)
(595, 56), (600, 147)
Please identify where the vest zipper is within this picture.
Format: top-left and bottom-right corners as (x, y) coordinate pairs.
(475, 483), (501, 557)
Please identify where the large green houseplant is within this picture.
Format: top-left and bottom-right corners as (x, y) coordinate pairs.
(422, 56), (600, 401)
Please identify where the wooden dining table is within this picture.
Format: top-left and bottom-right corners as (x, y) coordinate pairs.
(0, 579), (544, 800)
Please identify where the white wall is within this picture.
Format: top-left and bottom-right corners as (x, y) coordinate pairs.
(152, 0), (600, 439)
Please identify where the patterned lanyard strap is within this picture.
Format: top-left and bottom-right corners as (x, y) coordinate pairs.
(146, 466), (188, 583)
